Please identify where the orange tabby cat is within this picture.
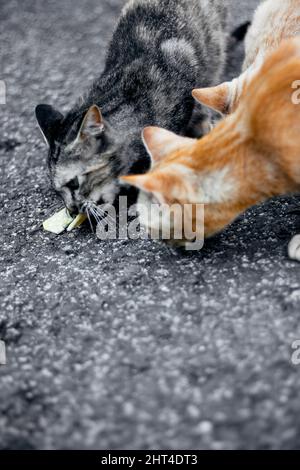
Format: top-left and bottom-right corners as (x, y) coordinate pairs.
(121, 37), (300, 260)
(192, 0), (300, 116)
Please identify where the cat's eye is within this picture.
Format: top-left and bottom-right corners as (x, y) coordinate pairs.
(66, 177), (80, 191)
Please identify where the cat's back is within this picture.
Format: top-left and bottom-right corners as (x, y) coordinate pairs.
(122, 0), (226, 20)
(243, 0), (300, 70)
(107, 0), (227, 64)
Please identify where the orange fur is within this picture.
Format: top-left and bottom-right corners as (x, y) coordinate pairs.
(121, 38), (300, 243)
(193, 0), (300, 115)
(192, 84), (229, 115)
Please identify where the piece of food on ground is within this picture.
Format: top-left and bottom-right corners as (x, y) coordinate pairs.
(66, 214), (88, 232)
(43, 209), (87, 234)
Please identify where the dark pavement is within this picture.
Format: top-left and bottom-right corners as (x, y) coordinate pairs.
(1, 0), (300, 450)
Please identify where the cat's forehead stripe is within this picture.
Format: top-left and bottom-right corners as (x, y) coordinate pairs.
(54, 163), (83, 187)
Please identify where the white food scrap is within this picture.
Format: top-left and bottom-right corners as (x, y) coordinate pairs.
(43, 209), (87, 234)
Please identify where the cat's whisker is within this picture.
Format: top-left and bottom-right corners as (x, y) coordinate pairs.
(96, 208), (115, 225)
(81, 202), (88, 214)
(81, 202), (94, 233)
(89, 206), (105, 228)
(92, 203), (116, 224)
(86, 207), (95, 234)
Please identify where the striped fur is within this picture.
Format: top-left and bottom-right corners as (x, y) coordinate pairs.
(36, 0), (227, 214)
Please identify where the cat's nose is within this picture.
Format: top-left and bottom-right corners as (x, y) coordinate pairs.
(67, 206), (79, 217)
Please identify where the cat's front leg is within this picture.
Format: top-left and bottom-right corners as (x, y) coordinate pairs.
(288, 235), (300, 262)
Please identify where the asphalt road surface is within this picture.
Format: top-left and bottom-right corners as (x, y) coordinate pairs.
(1, 0), (300, 450)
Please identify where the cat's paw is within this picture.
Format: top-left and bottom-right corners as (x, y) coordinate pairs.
(288, 235), (300, 262)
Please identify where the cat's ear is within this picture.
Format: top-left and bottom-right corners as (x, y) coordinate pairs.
(79, 105), (104, 139)
(35, 104), (64, 146)
(120, 174), (155, 192)
(120, 173), (166, 198)
(142, 126), (194, 164)
(192, 83), (230, 115)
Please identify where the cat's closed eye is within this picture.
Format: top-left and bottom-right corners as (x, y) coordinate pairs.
(65, 177), (80, 191)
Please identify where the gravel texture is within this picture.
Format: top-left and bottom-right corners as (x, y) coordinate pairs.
(1, 0), (300, 450)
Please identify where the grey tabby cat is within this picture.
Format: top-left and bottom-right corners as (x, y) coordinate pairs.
(36, 0), (227, 216)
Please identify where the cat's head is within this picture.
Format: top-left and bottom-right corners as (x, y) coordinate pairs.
(35, 104), (120, 214)
(121, 127), (196, 246)
(121, 126), (239, 247)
